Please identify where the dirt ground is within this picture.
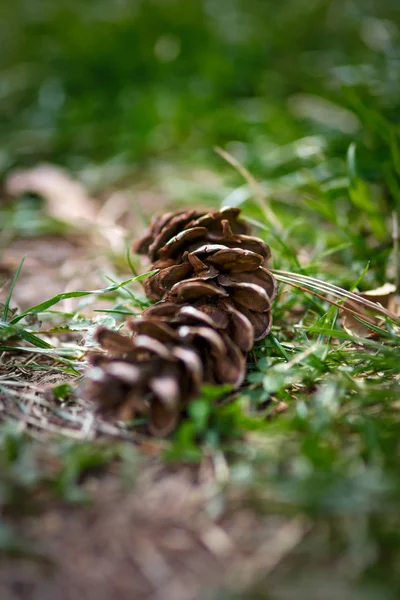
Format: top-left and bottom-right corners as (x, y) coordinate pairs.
(0, 460), (307, 600)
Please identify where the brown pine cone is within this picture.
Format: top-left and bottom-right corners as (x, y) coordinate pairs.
(84, 207), (277, 436)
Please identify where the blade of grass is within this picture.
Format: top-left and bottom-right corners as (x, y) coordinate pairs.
(0, 322), (52, 348)
(126, 246), (138, 277)
(10, 271), (157, 325)
(2, 256), (25, 322)
(215, 145), (284, 234)
(269, 334), (291, 361)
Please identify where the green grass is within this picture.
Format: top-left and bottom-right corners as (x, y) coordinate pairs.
(1, 1), (400, 597)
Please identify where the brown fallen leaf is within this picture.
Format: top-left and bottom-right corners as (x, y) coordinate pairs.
(6, 163), (97, 224)
(341, 283), (398, 338)
(361, 283), (397, 308)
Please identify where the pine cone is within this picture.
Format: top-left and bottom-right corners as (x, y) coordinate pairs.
(84, 207), (277, 436)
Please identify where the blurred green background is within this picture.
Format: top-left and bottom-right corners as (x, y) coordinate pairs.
(1, 0), (399, 174)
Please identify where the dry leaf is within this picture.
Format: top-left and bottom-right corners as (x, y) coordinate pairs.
(361, 283), (397, 308)
(6, 164), (97, 224)
(341, 283), (398, 338)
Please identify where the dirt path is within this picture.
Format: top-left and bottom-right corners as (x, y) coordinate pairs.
(1, 461), (301, 600)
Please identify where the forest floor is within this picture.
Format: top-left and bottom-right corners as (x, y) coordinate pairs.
(1, 158), (400, 600)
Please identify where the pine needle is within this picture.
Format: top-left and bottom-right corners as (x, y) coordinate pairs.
(272, 269), (400, 324)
